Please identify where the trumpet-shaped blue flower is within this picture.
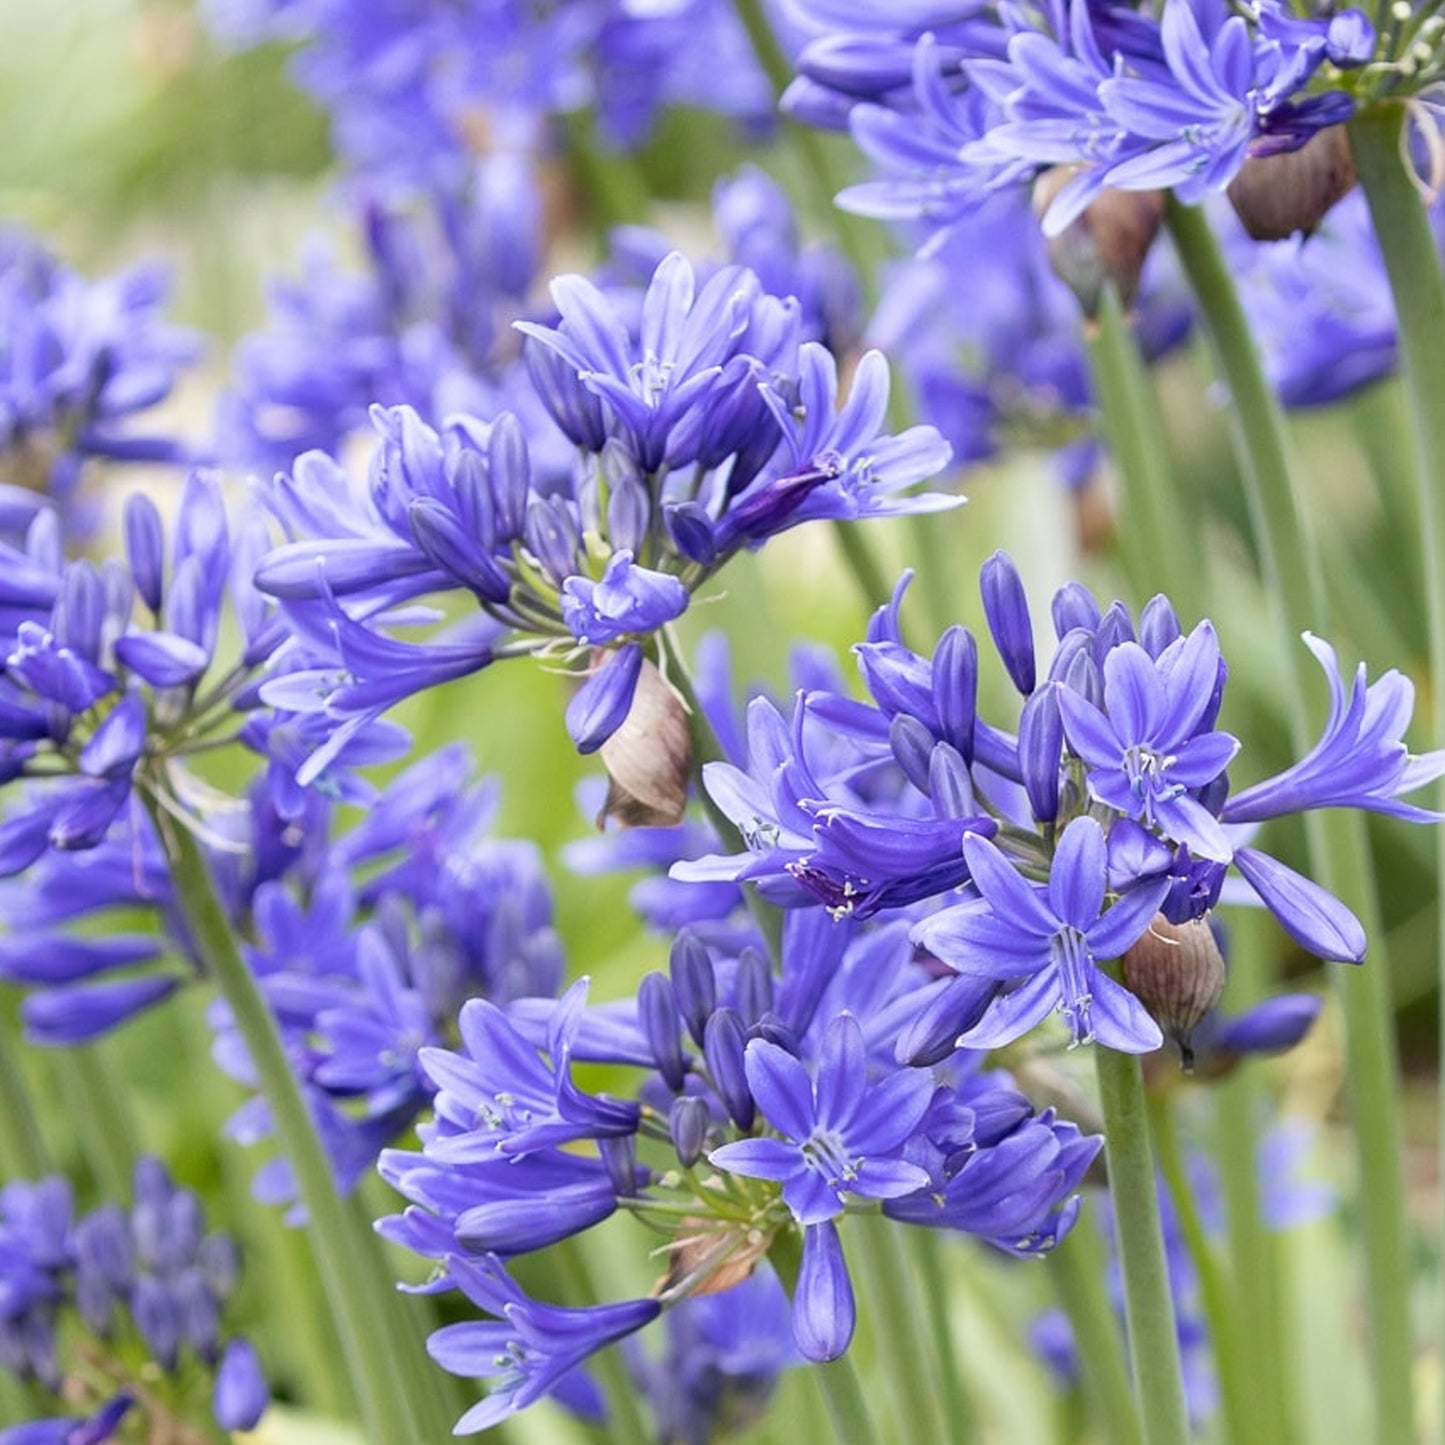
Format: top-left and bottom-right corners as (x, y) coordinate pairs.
(915, 818), (1172, 1052)
(427, 1254), (660, 1434)
(1056, 624), (1239, 861)
(1224, 632), (1445, 824)
(708, 1014), (933, 1225)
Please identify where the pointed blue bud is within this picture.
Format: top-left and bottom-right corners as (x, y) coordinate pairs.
(604, 453), (650, 556)
(1139, 594), (1182, 658)
(735, 946), (774, 1027)
(565, 644), (643, 755)
(793, 1220), (855, 1362)
(1051, 581), (1101, 639)
(668, 1095), (711, 1169)
(639, 971), (686, 1091)
(665, 502), (718, 566)
(132, 1274), (180, 1371)
(524, 495), (582, 587)
(174, 1266), (220, 1361)
(124, 493), (165, 613)
(932, 626), (977, 760)
(213, 1338), (268, 1431)
(599, 1135), (639, 1199)
(55, 561), (106, 659)
(703, 1007), (754, 1130)
(889, 713), (936, 795)
(981, 551), (1036, 694)
(670, 931), (716, 1048)
(1019, 684), (1064, 823)
(894, 973), (997, 1066)
(1094, 601), (1135, 658)
(407, 498), (510, 603)
(79, 694), (146, 778)
(928, 742), (976, 818)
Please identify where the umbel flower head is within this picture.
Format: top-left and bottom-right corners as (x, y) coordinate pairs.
(255, 248), (954, 764)
(682, 553), (1445, 1055)
(380, 908), (1096, 1427)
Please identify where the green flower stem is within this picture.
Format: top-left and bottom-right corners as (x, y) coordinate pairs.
(1085, 288), (1204, 622)
(1166, 194), (1416, 1445)
(558, 110), (652, 231)
(1047, 1202), (1144, 1445)
(1211, 908), (1296, 1445)
(833, 519), (896, 614)
(849, 1215), (952, 1443)
(1163, 198), (1325, 683)
(1349, 103), (1445, 1420)
(1148, 1090), (1254, 1445)
(905, 1225), (975, 1436)
(551, 1236), (653, 1445)
(62, 1046), (138, 1201)
(1093, 1045), (1190, 1445)
(0, 1015), (50, 1181)
(143, 783), (428, 1443)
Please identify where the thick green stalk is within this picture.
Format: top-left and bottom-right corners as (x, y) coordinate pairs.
(1211, 909), (1296, 1445)
(1047, 1211), (1144, 1445)
(144, 784), (429, 1443)
(849, 1215), (953, 1443)
(1166, 195), (1416, 1445)
(0, 1016), (50, 1181)
(1093, 1046), (1190, 1445)
(1149, 1092), (1254, 1445)
(904, 1226), (975, 1436)
(1086, 289), (1204, 621)
(1349, 104), (1445, 1433)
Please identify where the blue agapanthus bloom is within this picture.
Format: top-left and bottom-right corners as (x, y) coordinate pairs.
(255, 248), (953, 761)
(381, 901), (1095, 1423)
(683, 554), (1444, 1055)
(786, 0), (1373, 245)
(203, 0), (776, 191)
(0, 231), (199, 535)
(0, 1160), (267, 1437)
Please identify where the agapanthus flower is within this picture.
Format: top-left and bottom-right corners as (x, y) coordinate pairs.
(0, 1160), (266, 1437)
(203, 0), (776, 191)
(382, 904), (1093, 1416)
(685, 554), (1443, 1058)
(0, 232), (199, 535)
(255, 248), (953, 762)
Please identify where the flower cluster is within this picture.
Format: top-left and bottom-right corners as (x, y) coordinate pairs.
(202, 0), (776, 188)
(0, 1160), (267, 1438)
(786, 0), (1383, 244)
(254, 246), (953, 764)
(683, 553), (1444, 1055)
(379, 906), (1096, 1428)
(0, 231), (198, 533)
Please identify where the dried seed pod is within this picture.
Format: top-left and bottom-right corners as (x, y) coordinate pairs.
(596, 653), (691, 828)
(1228, 126), (1356, 241)
(1033, 168), (1166, 316)
(1121, 914), (1226, 1072)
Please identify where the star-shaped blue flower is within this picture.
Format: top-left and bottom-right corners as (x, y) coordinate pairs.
(913, 817), (1172, 1052)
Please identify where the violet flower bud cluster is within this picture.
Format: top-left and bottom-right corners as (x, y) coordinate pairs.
(0, 1159), (268, 1438)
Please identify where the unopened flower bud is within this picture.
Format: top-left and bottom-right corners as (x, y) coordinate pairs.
(596, 654), (692, 828)
(1228, 127), (1356, 241)
(1121, 915), (1226, 1072)
(1033, 169), (1165, 316)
